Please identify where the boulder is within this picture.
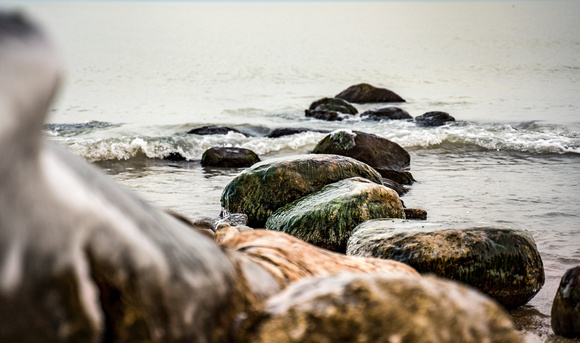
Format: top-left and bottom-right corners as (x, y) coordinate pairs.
(220, 154), (383, 228)
(347, 221), (545, 308)
(187, 125), (250, 136)
(551, 266), (580, 338)
(201, 147), (260, 168)
(236, 273), (522, 343)
(375, 167), (415, 185)
(265, 177), (405, 253)
(308, 97), (358, 114)
(219, 229), (419, 289)
(415, 111), (455, 127)
(361, 106), (412, 121)
(404, 208), (428, 220)
(381, 178), (407, 196)
(312, 129), (411, 171)
(335, 83), (406, 103)
(304, 110), (348, 122)
(266, 127), (330, 138)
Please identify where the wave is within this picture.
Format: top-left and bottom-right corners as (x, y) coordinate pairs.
(43, 120), (121, 137)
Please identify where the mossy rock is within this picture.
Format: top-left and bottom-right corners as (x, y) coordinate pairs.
(265, 177), (404, 253)
(236, 273), (522, 343)
(220, 154), (383, 228)
(335, 83), (406, 103)
(551, 266), (580, 338)
(347, 220), (545, 308)
(201, 147), (260, 168)
(312, 130), (410, 171)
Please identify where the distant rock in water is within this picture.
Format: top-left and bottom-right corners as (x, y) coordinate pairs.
(201, 147), (260, 168)
(220, 154), (383, 228)
(266, 127), (331, 138)
(415, 111), (456, 127)
(347, 221), (545, 309)
(551, 266), (580, 338)
(163, 151), (187, 161)
(361, 107), (412, 121)
(335, 83), (406, 103)
(308, 97), (358, 114)
(313, 130), (411, 171)
(237, 273), (522, 343)
(187, 125), (251, 136)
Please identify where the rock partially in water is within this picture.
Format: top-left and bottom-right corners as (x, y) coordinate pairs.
(375, 167), (416, 185)
(201, 147), (260, 168)
(237, 273), (522, 343)
(221, 154), (383, 228)
(305, 109), (348, 121)
(265, 177), (405, 253)
(404, 208), (428, 220)
(361, 106), (413, 121)
(266, 127), (330, 138)
(347, 220), (545, 308)
(312, 129), (411, 171)
(335, 83), (406, 103)
(187, 125), (251, 136)
(415, 111), (456, 127)
(551, 266), (580, 338)
(308, 97), (358, 114)
(219, 229), (419, 289)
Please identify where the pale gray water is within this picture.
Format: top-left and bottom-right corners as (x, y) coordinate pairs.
(3, 1), (580, 341)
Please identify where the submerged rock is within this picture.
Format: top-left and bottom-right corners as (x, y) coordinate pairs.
(266, 127), (330, 138)
(335, 83), (406, 103)
(237, 273), (522, 343)
(415, 111), (456, 127)
(266, 177), (405, 253)
(312, 129), (411, 171)
(551, 266), (580, 338)
(347, 221), (545, 308)
(361, 106), (413, 121)
(219, 229), (418, 289)
(221, 154), (383, 228)
(187, 125), (250, 136)
(201, 147), (260, 168)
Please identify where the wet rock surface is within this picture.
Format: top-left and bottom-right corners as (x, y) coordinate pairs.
(347, 220), (545, 308)
(237, 273), (522, 343)
(220, 154), (383, 228)
(415, 111), (456, 127)
(186, 125), (251, 136)
(308, 97), (358, 115)
(335, 83), (406, 103)
(266, 127), (330, 138)
(265, 177), (405, 252)
(201, 147), (260, 168)
(312, 129), (411, 171)
(551, 266), (580, 338)
(361, 106), (413, 121)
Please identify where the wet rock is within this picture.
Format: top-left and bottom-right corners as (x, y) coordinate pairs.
(347, 221), (545, 308)
(265, 177), (405, 253)
(304, 110), (348, 121)
(219, 229), (419, 289)
(266, 127), (330, 138)
(162, 151), (187, 161)
(335, 83), (406, 103)
(375, 167), (416, 185)
(415, 111), (456, 127)
(404, 208), (428, 220)
(237, 273), (522, 343)
(308, 97), (358, 114)
(201, 147), (260, 168)
(361, 106), (413, 121)
(382, 178), (408, 196)
(221, 154), (383, 228)
(312, 129), (411, 171)
(551, 266), (580, 338)
(187, 125), (251, 136)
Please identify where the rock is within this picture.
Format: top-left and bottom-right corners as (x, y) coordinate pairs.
(187, 125), (250, 136)
(347, 221), (545, 308)
(404, 208), (428, 220)
(308, 97), (358, 115)
(162, 151), (187, 161)
(312, 129), (411, 171)
(361, 106), (413, 121)
(551, 266), (580, 338)
(304, 110), (347, 121)
(375, 167), (416, 185)
(201, 147), (260, 168)
(221, 154), (384, 228)
(266, 127), (330, 138)
(219, 229), (419, 289)
(415, 111), (456, 127)
(265, 177), (405, 253)
(237, 273), (522, 343)
(382, 178), (407, 196)
(335, 83), (406, 103)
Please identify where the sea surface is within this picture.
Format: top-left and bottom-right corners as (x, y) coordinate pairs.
(5, 1), (580, 341)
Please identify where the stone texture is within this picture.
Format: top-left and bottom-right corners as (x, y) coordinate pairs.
(201, 147), (260, 168)
(335, 83), (406, 103)
(551, 266), (580, 338)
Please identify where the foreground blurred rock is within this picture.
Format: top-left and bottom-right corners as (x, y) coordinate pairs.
(551, 266), (580, 338)
(347, 220), (545, 308)
(237, 273), (522, 343)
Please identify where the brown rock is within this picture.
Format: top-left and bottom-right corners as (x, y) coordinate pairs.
(335, 83), (405, 103)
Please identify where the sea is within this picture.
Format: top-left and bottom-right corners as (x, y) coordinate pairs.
(4, 1), (580, 341)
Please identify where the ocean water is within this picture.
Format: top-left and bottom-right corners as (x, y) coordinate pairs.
(5, 1), (580, 340)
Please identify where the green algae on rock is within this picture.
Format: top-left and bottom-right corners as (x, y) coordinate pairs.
(265, 177), (405, 253)
(220, 154), (383, 228)
(236, 273), (522, 343)
(347, 220), (545, 309)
